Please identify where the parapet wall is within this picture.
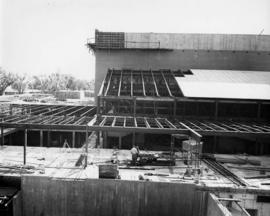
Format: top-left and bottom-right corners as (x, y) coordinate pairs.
(93, 30), (270, 51)
(125, 32), (270, 51)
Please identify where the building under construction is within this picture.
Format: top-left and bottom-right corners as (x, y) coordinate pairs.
(0, 30), (270, 216)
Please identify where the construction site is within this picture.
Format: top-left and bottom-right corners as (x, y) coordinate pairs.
(1, 30), (270, 216)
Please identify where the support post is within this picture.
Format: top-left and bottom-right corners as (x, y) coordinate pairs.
(24, 129), (27, 165)
(85, 129), (88, 168)
(40, 130), (43, 147)
(59, 134), (63, 148)
(119, 136), (122, 149)
(154, 101), (157, 116)
(133, 98), (136, 117)
(9, 104), (13, 115)
(173, 99), (177, 117)
(72, 131), (75, 148)
(97, 96), (100, 117)
(104, 132), (107, 148)
(47, 131), (51, 147)
(96, 131), (100, 148)
(170, 135), (175, 164)
(1, 127), (4, 146)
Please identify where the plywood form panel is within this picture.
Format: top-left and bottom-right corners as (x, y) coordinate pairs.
(22, 176), (199, 216)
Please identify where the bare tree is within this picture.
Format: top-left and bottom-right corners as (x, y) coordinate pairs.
(12, 74), (29, 94)
(0, 67), (16, 95)
(29, 75), (49, 93)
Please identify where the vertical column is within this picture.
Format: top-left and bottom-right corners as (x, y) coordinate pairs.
(183, 101), (186, 117)
(24, 129), (27, 165)
(47, 131), (51, 147)
(133, 98), (136, 117)
(97, 96), (100, 116)
(9, 104), (13, 115)
(59, 134), (63, 147)
(72, 131), (75, 148)
(170, 135), (175, 164)
(173, 100), (177, 117)
(214, 100), (219, 152)
(40, 130), (43, 147)
(154, 101), (157, 116)
(104, 132), (108, 148)
(96, 131), (100, 148)
(85, 129), (89, 168)
(1, 127), (4, 146)
(119, 136), (122, 149)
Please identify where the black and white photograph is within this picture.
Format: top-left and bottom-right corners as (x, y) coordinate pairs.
(0, 0), (270, 215)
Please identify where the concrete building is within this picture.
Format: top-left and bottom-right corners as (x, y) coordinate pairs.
(88, 30), (270, 97)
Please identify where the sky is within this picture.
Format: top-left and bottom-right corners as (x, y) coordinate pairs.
(1, 0), (270, 80)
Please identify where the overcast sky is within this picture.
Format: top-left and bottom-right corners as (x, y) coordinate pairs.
(1, 0), (270, 80)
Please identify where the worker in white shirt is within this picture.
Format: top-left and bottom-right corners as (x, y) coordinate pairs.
(130, 145), (138, 165)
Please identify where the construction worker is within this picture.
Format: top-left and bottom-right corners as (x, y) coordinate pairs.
(130, 145), (138, 165)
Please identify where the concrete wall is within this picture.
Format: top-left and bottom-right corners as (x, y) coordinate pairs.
(13, 191), (22, 216)
(95, 49), (270, 96)
(206, 193), (232, 216)
(22, 176), (204, 216)
(125, 33), (270, 51)
(219, 192), (270, 216)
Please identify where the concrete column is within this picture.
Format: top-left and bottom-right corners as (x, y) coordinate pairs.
(173, 100), (177, 117)
(72, 131), (75, 148)
(59, 134), (63, 147)
(24, 129), (27, 165)
(40, 130), (43, 147)
(170, 135), (175, 163)
(119, 136), (122, 149)
(103, 132), (108, 148)
(97, 96), (100, 116)
(47, 131), (51, 147)
(9, 105), (13, 115)
(133, 98), (136, 117)
(85, 130), (89, 168)
(96, 131), (100, 148)
(1, 127), (4, 146)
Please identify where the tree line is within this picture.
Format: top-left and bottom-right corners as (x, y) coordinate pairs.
(0, 67), (94, 95)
